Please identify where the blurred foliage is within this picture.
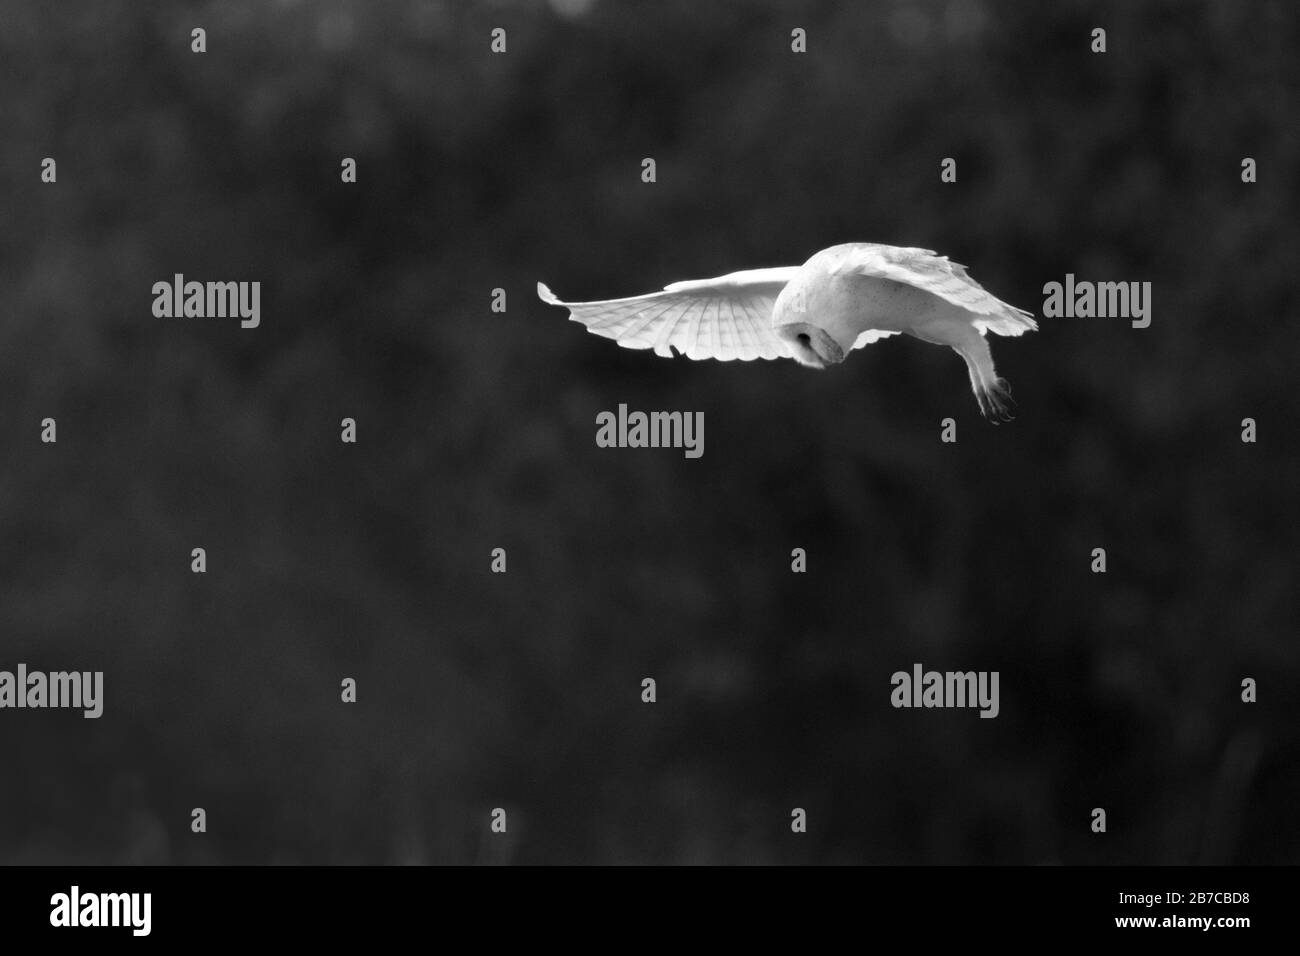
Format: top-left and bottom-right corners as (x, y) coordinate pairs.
(1, 0), (1297, 863)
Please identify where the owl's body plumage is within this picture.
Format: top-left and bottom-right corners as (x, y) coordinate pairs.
(538, 242), (1037, 421)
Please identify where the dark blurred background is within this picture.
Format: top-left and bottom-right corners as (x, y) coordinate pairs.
(1, 0), (1297, 864)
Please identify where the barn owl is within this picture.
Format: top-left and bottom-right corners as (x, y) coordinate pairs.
(538, 242), (1037, 421)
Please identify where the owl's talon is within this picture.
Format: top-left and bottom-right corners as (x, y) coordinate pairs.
(981, 378), (1017, 422)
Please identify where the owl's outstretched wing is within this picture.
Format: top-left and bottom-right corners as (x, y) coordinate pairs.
(840, 243), (1038, 337)
(538, 267), (799, 361)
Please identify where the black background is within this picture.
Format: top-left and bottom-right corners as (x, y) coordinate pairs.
(1, 0), (1296, 865)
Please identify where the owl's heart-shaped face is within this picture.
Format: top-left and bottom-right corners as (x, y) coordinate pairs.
(774, 322), (844, 369)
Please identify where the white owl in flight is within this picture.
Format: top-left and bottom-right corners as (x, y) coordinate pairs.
(538, 242), (1037, 421)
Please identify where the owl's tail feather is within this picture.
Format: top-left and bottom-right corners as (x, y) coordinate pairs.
(976, 305), (1038, 337)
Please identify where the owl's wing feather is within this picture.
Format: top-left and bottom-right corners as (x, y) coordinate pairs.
(841, 244), (1038, 337)
(538, 267), (799, 361)
(851, 329), (900, 351)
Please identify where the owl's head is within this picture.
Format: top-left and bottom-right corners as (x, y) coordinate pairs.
(772, 283), (849, 369)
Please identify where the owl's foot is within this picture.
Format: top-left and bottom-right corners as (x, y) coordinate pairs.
(977, 377), (1016, 423)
